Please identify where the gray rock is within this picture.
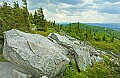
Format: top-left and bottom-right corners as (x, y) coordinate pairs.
(75, 48), (91, 70)
(3, 29), (70, 78)
(48, 33), (73, 48)
(48, 33), (92, 71)
(91, 55), (103, 63)
(0, 62), (30, 78)
(12, 69), (32, 78)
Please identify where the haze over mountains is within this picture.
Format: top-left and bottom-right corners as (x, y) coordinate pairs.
(85, 23), (120, 31)
(61, 23), (120, 31)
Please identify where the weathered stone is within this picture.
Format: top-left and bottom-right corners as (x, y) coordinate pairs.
(48, 33), (73, 48)
(12, 69), (32, 78)
(0, 62), (30, 78)
(91, 55), (103, 63)
(3, 29), (70, 78)
(48, 33), (92, 71)
(75, 48), (91, 70)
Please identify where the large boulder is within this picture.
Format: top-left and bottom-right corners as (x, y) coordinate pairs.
(3, 29), (70, 78)
(48, 33), (92, 71)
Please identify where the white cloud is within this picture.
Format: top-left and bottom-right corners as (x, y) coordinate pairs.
(20, 0), (120, 23)
(103, 13), (120, 23)
(0, 2), (3, 5)
(42, 9), (120, 23)
(2, 0), (120, 23)
(83, 0), (93, 3)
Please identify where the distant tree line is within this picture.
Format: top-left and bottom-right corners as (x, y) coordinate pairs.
(66, 22), (115, 42)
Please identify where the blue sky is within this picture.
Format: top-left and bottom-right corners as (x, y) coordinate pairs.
(0, 0), (120, 23)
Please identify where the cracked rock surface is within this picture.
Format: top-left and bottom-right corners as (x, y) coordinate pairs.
(3, 29), (70, 78)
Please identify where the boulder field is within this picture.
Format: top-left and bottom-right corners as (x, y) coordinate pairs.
(3, 29), (119, 78)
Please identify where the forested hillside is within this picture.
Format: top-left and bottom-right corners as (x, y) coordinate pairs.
(0, 1), (120, 78)
(62, 23), (120, 54)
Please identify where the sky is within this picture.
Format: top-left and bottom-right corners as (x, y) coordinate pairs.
(0, 0), (120, 23)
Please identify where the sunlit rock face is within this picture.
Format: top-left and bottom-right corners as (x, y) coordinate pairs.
(3, 29), (70, 78)
(48, 33), (92, 71)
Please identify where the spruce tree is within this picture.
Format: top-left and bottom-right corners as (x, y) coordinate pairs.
(102, 34), (106, 41)
(36, 7), (46, 31)
(33, 11), (38, 25)
(53, 21), (56, 30)
(22, 0), (30, 30)
(111, 34), (114, 42)
(53, 21), (56, 27)
(57, 23), (60, 32)
(29, 13), (34, 24)
(77, 22), (80, 32)
(68, 23), (72, 33)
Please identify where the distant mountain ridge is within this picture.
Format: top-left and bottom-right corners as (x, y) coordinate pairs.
(84, 23), (120, 31)
(61, 23), (120, 31)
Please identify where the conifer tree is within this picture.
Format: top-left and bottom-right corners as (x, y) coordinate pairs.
(22, 0), (30, 30)
(57, 23), (60, 32)
(33, 11), (38, 25)
(22, 0), (27, 7)
(111, 34), (114, 42)
(13, 1), (19, 8)
(36, 7), (46, 31)
(53, 21), (56, 27)
(13, 1), (21, 28)
(29, 13), (34, 24)
(53, 21), (56, 30)
(102, 34), (106, 41)
(77, 22), (80, 32)
(68, 23), (72, 33)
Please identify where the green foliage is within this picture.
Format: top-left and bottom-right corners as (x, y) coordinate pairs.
(64, 61), (120, 78)
(0, 1), (30, 31)
(35, 7), (46, 31)
(29, 13), (34, 24)
(111, 34), (114, 42)
(62, 23), (120, 54)
(77, 22), (80, 32)
(78, 71), (88, 78)
(63, 61), (82, 78)
(102, 34), (106, 41)
(85, 63), (110, 78)
(100, 54), (113, 66)
(0, 55), (8, 62)
(67, 23), (72, 33)
(62, 23), (120, 78)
